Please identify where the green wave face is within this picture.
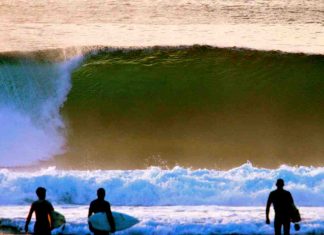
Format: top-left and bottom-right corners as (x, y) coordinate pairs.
(60, 47), (324, 169)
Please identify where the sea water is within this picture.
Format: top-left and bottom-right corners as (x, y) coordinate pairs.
(0, 0), (323, 54)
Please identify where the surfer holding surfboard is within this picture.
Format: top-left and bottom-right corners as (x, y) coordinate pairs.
(266, 179), (301, 235)
(22, 187), (137, 234)
(88, 188), (116, 234)
(25, 187), (54, 235)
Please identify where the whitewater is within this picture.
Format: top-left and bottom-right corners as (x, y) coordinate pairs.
(0, 163), (324, 234)
(1, 163), (323, 206)
(0, 56), (83, 166)
(1, 205), (323, 234)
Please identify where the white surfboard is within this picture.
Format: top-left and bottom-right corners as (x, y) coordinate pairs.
(51, 211), (66, 229)
(88, 212), (139, 232)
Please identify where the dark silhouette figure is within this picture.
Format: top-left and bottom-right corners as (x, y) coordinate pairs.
(266, 179), (295, 235)
(88, 188), (116, 235)
(25, 187), (54, 235)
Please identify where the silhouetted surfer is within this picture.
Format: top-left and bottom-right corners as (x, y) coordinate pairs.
(25, 187), (54, 235)
(266, 179), (296, 235)
(88, 188), (116, 234)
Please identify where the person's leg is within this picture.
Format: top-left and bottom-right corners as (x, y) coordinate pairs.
(274, 218), (282, 235)
(34, 222), (51, 235)
(283, 219), (291, 235)
(35, 228), (51, 235)
(34, 228), (51, 235)
(94, 230), (110, 235)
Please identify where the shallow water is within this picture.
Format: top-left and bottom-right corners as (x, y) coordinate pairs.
(0, 205), (323, 234)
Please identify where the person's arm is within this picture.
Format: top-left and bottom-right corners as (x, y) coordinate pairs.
(88, 202), (93, 218)
(88, 202), (94, 232)
(266, 193), (272, 224)
(25, 204), (34, 232)
(289, 192), (294, 205)
(106, 203), (116, 233)
(48, 202), (54, 229)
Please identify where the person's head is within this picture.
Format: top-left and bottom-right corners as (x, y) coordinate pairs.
(36, 187), (46, 200)
(97, 188), (106, 200)
(276, 178), (285, 189)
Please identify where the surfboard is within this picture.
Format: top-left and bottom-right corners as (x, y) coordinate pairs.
(51, 211), (66, 229)
(88, 212), (139, 232)
(291, 204), (301, 223)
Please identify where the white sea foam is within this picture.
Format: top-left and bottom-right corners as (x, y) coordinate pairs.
(0, 205), (323, 234)
(0, 57), (83, 167)
(0, 163), (323, 206)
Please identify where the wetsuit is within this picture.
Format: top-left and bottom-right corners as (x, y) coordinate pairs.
(27, 199), (54, 235)
(88, 199), (116, 235)
(266, 189), (294, 235)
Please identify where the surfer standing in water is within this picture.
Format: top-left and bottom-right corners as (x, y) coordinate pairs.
(266, 179), (297, 235)
(88, 188), (116, 234)
(25, 187), (54, 235)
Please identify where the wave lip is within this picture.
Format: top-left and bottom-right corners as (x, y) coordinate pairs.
(0, 163), (323, 206)
(0, 56), (83, 167)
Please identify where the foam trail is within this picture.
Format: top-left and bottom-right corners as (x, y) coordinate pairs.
(0, 163), (323, 206)
(0, 56), (83, 167)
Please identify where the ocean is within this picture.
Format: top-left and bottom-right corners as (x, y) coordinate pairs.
(0, 0), (323, 234)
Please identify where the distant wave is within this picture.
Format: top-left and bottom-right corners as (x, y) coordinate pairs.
(1, 45), (324, 59)
(0, 163), (323, 206)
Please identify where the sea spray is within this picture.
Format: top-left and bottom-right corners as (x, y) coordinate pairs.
(0, 163), (323, 206)
(0, 56), (83, 167)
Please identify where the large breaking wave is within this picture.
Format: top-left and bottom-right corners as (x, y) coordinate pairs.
(0, 163), (323, 206)
(0, 46), (323, 168)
